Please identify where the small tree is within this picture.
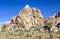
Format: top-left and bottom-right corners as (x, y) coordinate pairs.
(44, 22), (53, 38)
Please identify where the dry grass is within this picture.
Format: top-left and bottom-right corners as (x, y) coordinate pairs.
(0, 30), (60, 39)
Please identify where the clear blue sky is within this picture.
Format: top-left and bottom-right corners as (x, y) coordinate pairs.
(0, 0), (60, 24)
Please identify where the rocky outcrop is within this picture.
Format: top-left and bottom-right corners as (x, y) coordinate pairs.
(1, 5), (60, 31)
(47, 11), (60, 28)
(1, 5), (45, 31)
(54, 11), (60, 24)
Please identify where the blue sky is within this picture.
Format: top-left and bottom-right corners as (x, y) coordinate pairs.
(0, 0), (60, 24)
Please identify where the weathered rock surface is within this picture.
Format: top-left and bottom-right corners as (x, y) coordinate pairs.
(0, 5), (60, 39)
(48, 11), (60, 24)
(1, 5), (45, 31)
(1, 5), (60, 31)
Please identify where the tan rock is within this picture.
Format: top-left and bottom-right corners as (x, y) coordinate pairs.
(1, 5), (45, 30)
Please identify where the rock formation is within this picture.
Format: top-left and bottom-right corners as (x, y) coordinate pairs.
(0, 5), (60, 39)
(0, 5), (60, 32)
(48, 11), (60, 24)
(1, 5), (45, 31)
(47, 11), (60, 31)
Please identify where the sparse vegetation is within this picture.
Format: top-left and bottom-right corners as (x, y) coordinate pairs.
(0, 25), (60, 39)
(1, 25), (7, 32)
(0, 5), (60, 39)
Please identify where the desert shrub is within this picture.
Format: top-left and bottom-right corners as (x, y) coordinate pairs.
(1, 25), (7, 32)
(58, 30), (60, 34)
(26, 33), (32, 37)
(45, 22), (52, 27)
